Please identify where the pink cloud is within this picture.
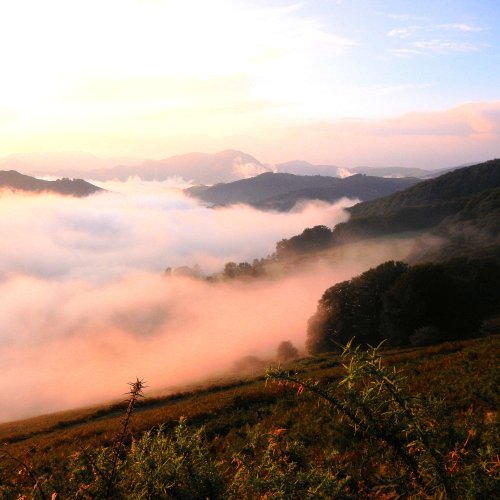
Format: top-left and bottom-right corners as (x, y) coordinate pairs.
(245, 101), (500, 168)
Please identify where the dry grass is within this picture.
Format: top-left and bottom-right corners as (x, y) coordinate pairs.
(1, 334), (498, 489)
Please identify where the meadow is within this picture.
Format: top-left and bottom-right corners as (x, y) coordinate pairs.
(1, 333), (498, 498)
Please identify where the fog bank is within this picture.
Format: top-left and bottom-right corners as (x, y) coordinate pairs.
(0, 182), (418, 421)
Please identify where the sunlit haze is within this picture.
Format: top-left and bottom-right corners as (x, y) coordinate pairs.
(0, 186), (420, 421)
(1, 0), (499, 167)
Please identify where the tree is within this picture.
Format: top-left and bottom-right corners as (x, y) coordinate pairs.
(276, 341), (299, 362)
(380, 258), (500, 345)
(275, 225), (333, 259)
(306, 261), (408, 354)
(307, 258), (500, 353)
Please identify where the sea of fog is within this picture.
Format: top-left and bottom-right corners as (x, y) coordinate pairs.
(0, 179), (416, 422)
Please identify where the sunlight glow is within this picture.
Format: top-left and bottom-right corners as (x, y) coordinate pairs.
(0, 0), (356, 155)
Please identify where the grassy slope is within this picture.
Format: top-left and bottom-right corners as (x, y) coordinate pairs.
(1, 334), (498, 484)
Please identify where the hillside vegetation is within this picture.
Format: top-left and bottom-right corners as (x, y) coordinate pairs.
(331, 160), (500, 258)
(186, 172), (420, 211)
(0, 170), (103, 197)
(213, 160), (500, 280)
(307, 258), (500, 353)
(1, 335), (498, 498)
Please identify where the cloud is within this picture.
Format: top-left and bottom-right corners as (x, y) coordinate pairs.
(388, 13), (428, 22)
(385, 18), (486, 57)
(437, 23), (482, 32)
(0, 187), (356, 280)
(245, 101), (500, 168)
(387, 26), (420, 38)
(0, 182), (426, 422)
(412, 39), (481, 54)
(387, 48), (424, 58)
(0, 249), (411, 422)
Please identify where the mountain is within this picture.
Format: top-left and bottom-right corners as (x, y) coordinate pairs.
(0, 152), (139, 176)
(0, 150), (271, 185)
(350, 165), (465, 178)
(0, 170), (104, 197)
(185, 172), (421, 211)
(75, 150), (271, 184)
(275, 160), (352, 178)
(1, 150), (466, 185)
(225, 160), (500, 278)
(256, 174), (422, 211)
(351, 166), (433, 178)
(348, 159), (500, 219)
(274, 162), (459, 179)
(329, 159), (500, 259)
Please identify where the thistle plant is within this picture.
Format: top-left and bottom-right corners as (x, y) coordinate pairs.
(266, 339), (456, 498)
(105, 377), (146, 499)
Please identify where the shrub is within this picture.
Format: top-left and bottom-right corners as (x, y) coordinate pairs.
(267, 343), (495, 498)
(124, 419), (225, 499)
(276, 340), (299, 362)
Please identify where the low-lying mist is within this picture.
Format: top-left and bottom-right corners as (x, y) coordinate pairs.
(0, 182), (355, 280)
(0, 180), (419, 422)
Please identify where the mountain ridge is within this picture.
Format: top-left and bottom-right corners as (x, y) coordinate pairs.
(68, 149), (271, 184)
(1, 150), (468, 184)
(0, 170), (104, 197)
(327, 159), (500, 260)
(185, 172), (421, 210)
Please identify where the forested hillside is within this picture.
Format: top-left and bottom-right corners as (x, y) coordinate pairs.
(307, 258), (500, 353)
(186, 172), (420, 211)
(349, 159), (500, 218)
(279, 159), (500, 261)
(0, 170), (103, 197)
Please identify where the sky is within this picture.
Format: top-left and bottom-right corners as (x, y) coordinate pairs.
(0, 0), (499, 167)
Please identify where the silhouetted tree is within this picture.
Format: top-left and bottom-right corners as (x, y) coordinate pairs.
(306, 261), (408, 354)
(223, 262), (238, 279)
(276, 341), (299, 362)
(380, 258), (500, 345)
(275, 225), (333, 259)
(307, 258), (500, 354)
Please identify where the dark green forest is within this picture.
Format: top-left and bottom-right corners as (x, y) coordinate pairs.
(307, 258), (500, 354)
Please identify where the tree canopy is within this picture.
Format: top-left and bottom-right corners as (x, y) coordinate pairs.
(307, 258), (500, 354)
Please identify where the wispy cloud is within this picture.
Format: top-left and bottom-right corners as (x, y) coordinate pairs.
(257, 101), (500, 168)
(437, 23), (482, 32)
(387, 26), (420, 38)
(387, 48), (423, 58)
(388, 13), (428, 22)
(385, 19), (486, 57)
(412, 39), (482, 54)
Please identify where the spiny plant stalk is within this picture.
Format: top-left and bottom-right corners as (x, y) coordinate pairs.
(266, 340), (456, 498)
(346, 342), (455, 498)
(359, 353), (455, 498)
(105, 377), (146, 499)
(267, 366), (426, 491)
